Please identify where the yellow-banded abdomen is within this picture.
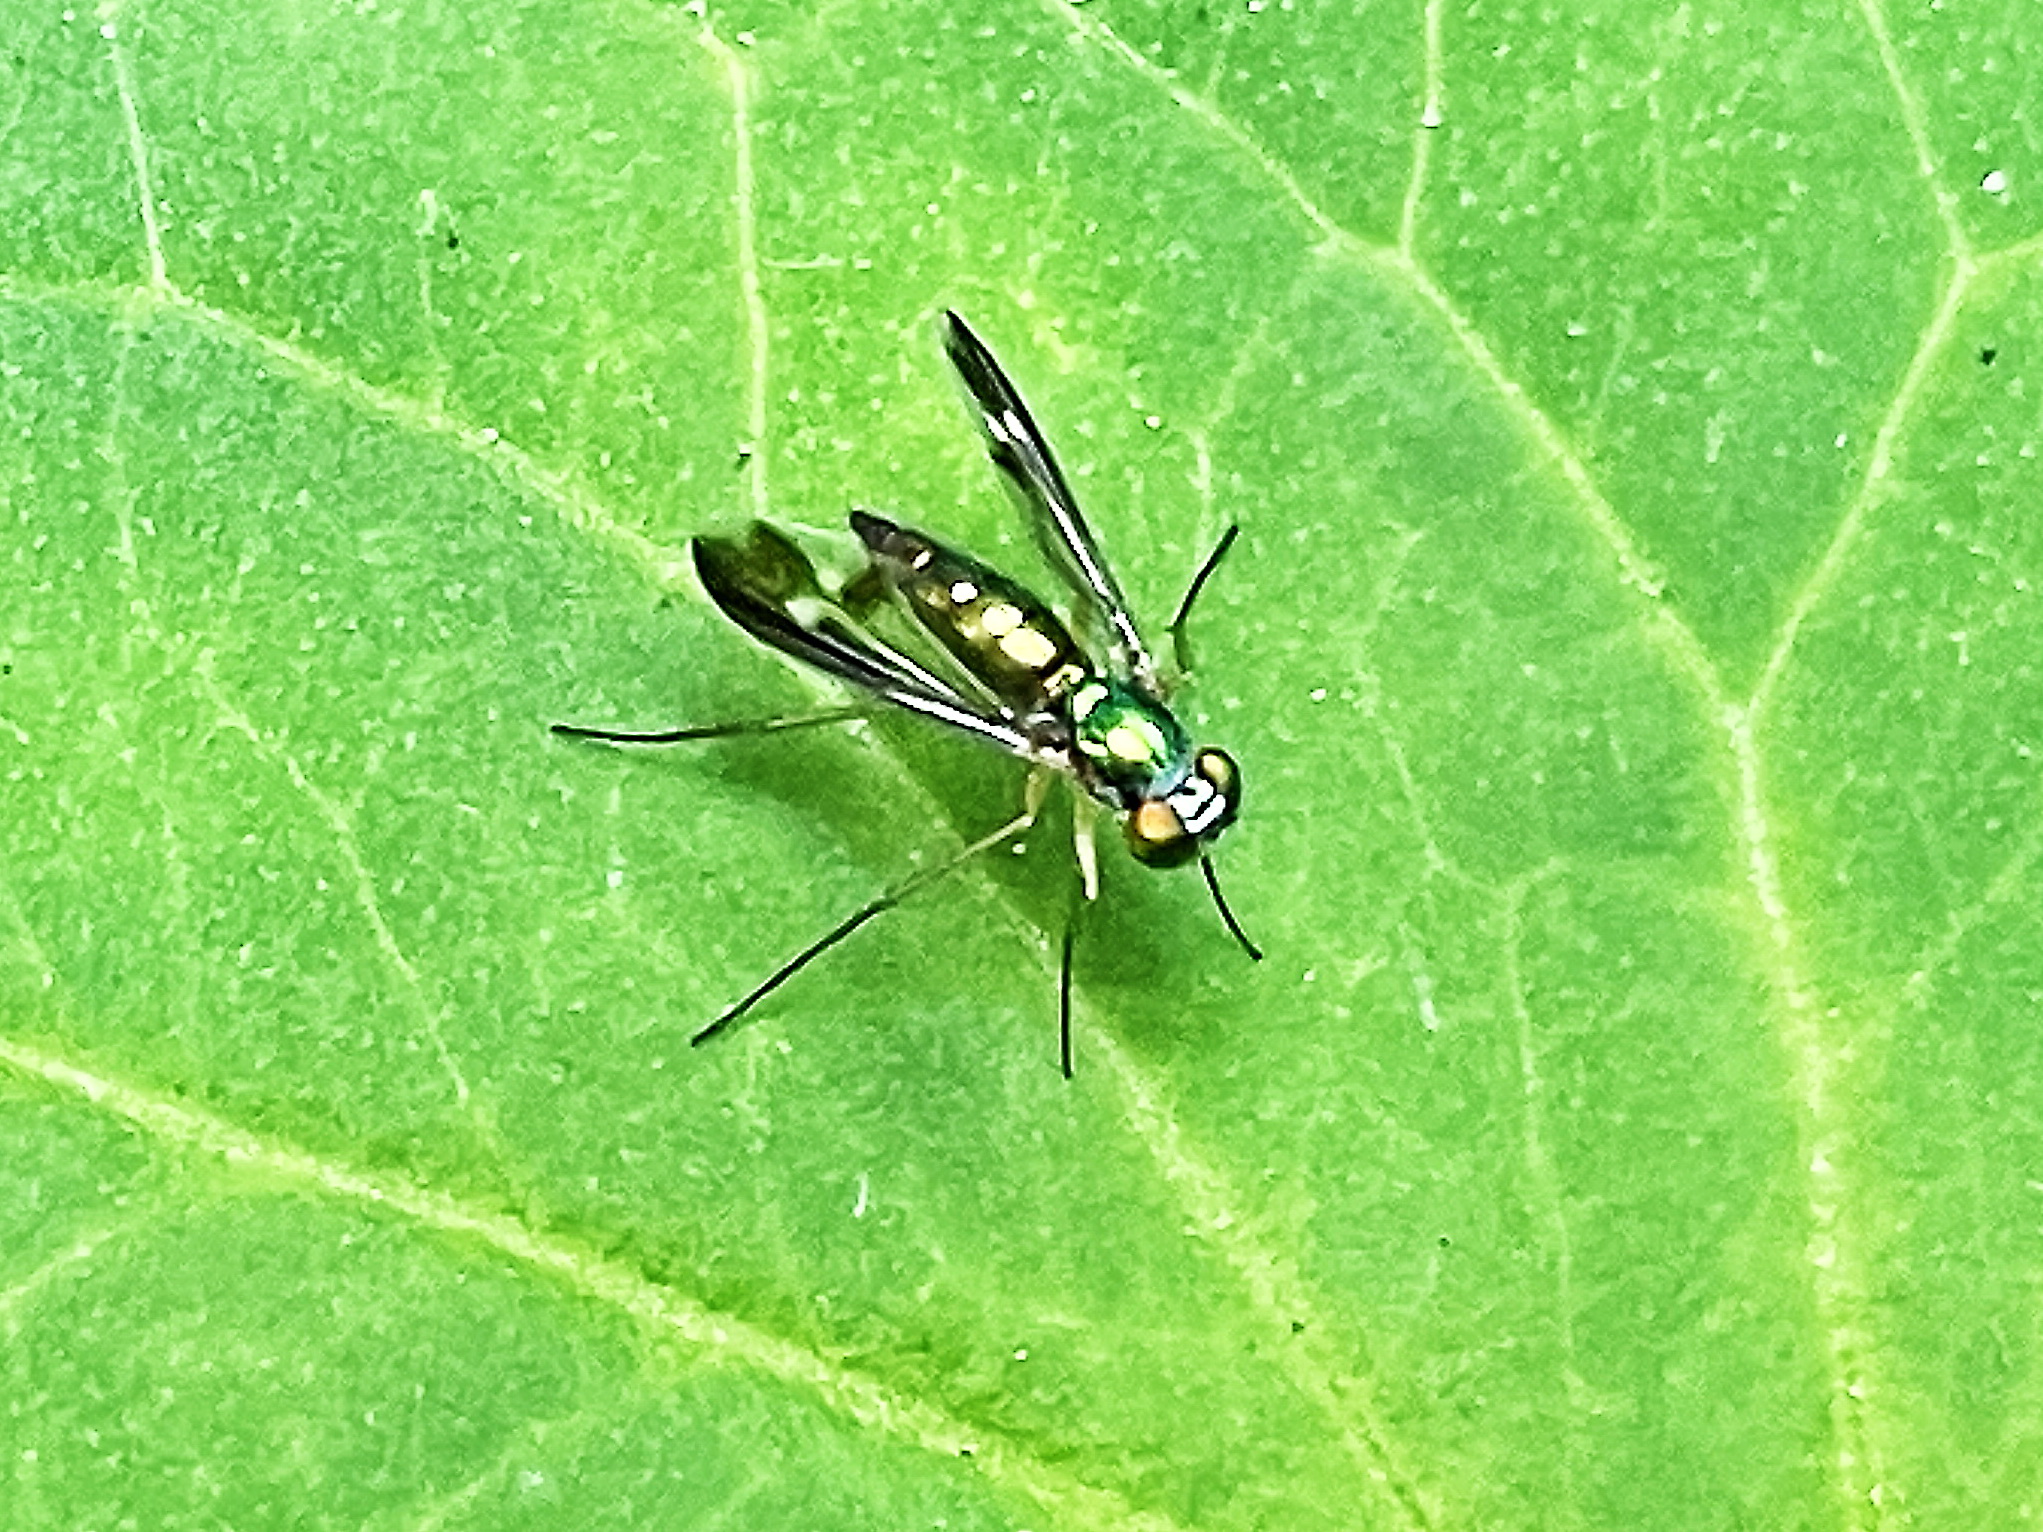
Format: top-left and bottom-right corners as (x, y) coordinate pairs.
(852, 510), (1092, 713)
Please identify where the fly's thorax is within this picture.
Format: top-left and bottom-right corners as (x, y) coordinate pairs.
(1067, 678), (1193, 807)
(854, 511), (1091, 712)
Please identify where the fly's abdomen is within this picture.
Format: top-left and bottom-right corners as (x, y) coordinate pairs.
(852, 510), (1091, 712)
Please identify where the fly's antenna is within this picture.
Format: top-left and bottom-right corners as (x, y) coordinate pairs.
(1200, 853), (1262, 962)
(550, 706), (865, 745)
(1166, 524), (1242, 675)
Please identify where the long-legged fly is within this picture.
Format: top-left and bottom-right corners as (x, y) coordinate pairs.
(554, 311), (1259, 1076)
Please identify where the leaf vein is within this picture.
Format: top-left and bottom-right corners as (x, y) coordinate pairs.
(1898, 813), (2043, 1015)
(74, 279), (691, 588)
(693, 11), (773, 523)
(1854, 0), (1971, 261)
(189, 660), (474, 1112)
(1750, 256), (1974, 717)
(1041, 0), (1345, 248)
(1396, 0), (1447, 258)
(1088, 1028), (1439, 1531)
(0, 1032), (1201, 1532)
(0, 1214), (154, 1331)
(97, 1), (170, 294)
(1502, 863), (1583, 1504)
(1726, 703), (1890, 1520)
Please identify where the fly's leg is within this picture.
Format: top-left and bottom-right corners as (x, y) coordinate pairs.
(551, 706), (866, 745)
(692, 769), (1050, 1048)
(1059, 915), (1078, 1080)
(1201, 853), (1264, 962)
(1057, 790), (1105, 1079)
(1069, 788), (1102, 903)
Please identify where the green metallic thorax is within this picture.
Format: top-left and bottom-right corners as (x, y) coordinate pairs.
(1068, 678), (1193, 807)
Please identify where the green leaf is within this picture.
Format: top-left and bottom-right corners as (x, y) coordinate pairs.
(2, 0), (2038, 1526)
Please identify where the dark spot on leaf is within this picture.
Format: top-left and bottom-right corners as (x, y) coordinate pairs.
(1439, 1235), (1451, 1246)
(446, 231), (460, 250)
(1981, 347), (1997, 365)
(1290, 1320), (1306, 1333)
(736, 444), (756, 469)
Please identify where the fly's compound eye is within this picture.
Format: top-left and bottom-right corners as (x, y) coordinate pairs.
(1124, 748), (1242, 868)
(1125, 797), (1198, 868)
(1186, 748), (1241, 837)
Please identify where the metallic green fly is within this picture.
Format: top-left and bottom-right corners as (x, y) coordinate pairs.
(554, 311), (1259, 1076)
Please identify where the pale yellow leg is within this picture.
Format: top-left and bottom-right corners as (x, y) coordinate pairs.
(1070, 790), (1102, 903)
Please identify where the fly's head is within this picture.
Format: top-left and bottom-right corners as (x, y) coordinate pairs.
(1124, 746), (1241, 868)
(1068, 679), (1242, 868)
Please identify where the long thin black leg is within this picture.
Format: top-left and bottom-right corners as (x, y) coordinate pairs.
(691, 901), (894, 1047)
(552, 706), (865, 745)
(1200, 853), (1263, 962)
(1165, 524), (1241, 674)
(1058, 920), (1077, 1079)
(691, 806), (1037, 1047)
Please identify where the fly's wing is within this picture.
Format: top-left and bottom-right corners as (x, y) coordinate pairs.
(693, 525), (1035, 757)
(942, 310), (1159, 687)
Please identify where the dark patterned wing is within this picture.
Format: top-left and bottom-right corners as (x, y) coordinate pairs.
(942, 310), (1158, 686)
(692, 525), (1035, 757)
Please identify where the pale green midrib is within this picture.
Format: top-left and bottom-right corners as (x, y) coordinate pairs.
(0, 1029), (1197, 1532)
(1033, 9), (1850, 1523)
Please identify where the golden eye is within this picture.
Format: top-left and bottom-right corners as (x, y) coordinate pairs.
(1131, 800), (1181, 845)
(1195, 748), (1238, 797)
(1126, 799), (1198, 867)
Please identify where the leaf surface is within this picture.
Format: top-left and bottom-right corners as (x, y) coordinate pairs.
(2, 1), (2039, 1527)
